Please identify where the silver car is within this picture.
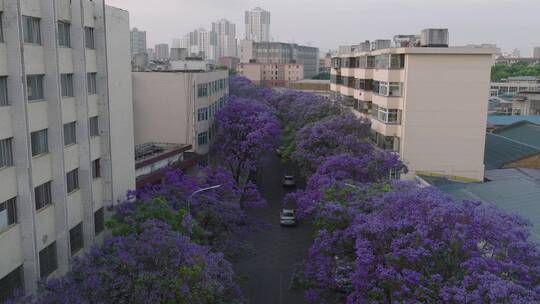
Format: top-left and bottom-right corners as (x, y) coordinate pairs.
(283, 175), (295, 187)
(280, 209), (296, 226)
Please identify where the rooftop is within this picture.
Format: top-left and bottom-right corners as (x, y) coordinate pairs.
(484, 133), (540, 170)
(135, 142), (191, 163)
(424, 168), (540, 241)
(289, 79), (330, 84)
(494, 121), (540, 148)
(487, 115), (540, 126)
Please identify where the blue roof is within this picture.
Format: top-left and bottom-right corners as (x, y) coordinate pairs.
(431, 168), (540, 241)
(494, 122), (540, 148)
(484, 133), (540, 170)
(487, 115), (540, 126)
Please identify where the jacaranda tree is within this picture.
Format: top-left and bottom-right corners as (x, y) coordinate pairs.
(298, 185), (540, 303)
(292, 113), (373, 176)
(25, 221), (243, 304)
(213, 95), (281, 186)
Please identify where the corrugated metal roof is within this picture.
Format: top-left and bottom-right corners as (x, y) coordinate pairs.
(484, 133), (540, 169)
(494, 122), (540, 148)
(432, 168), (540, 241)
(487, 115), (540, 126)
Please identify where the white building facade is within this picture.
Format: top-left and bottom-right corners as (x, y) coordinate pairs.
(154, 43), (169, 61)
(132, 70), (229, 157)
(0, 0), (135, 299)
(244, 7), (270, 42)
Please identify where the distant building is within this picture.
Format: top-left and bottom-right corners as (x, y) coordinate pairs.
(319, 52), (332, 73)
(218, 57), (240, 70)
(490, 76), (540, 97)
(132, 70), (229, 157)
(170, 48), (188, 61)
(147, 48), (155, 61)
(185, 28), (218, 60)
(496, 57), (540, 65)
(0, 1), (135, 298)
(154, 43), (170, 61)
(510, 48), (521, 58)
(212, 19), (237, 58)
(287, 79), (331, 94)
(130, 27), (147, 58)
(240, 40), (319, 78)
(513, 91), (540, 116)
(238, 63), (303, 88)
(135, 143), (199, 188)
(245, 7), (270, 42)
(534, 47), (540, 59)
(331, 28), (496, 181)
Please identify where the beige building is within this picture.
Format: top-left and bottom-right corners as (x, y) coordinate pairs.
(512, 91), (540, 115)
(490, 76), (540, 97)
(0, 0), (134, 299)
(331, 33), (495, 181)
(238, 63), (303, 88)
(132, 70), (228, 158)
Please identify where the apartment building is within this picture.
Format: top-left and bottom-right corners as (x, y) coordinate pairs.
(238, 62), (303, 88)
(240, 40), (319, 79)
(244, 7), (270, 42)
(331, 29), (495, 181)
(132, 70), (228, 158)
(130, 27), (146, 58)
(0, 0), (135, 300)
(154, 43), (170, 61)
(212, 19), (237, 58)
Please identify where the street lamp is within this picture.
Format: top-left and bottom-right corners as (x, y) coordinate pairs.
(186, 185), (222, 215)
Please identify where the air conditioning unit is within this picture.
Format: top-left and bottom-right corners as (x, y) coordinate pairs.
(420, 29), (449, 47)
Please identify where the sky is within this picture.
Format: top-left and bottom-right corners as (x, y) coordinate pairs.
(105, 0), (540, 56)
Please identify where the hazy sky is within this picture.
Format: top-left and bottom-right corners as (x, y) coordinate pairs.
(105, 0), (539, 56)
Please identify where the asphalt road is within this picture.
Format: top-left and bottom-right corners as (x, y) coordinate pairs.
(234, 153), (315, 304)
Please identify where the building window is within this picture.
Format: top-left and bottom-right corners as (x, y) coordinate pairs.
(35, 181), (52, 211)
(89, 116), (99, 137)
(57, 21), (71, 47)
(197, 84), (208, 97)
(69, 223), (84, 255)
(0, 266), (24, 303)
(372, 105), (401, 124)
(39, 242), (57, 278)
(84, 27), (95, 49)
(0, 76), (8, 106)
(197, 132), (208, 146)
(0, 198), (17, 230)
(30, 129), (48, 156)
(63, 122), (76, 146)
(27, 75), (44, 101)
(374, 81), (402, 97)
(92, 159), (101, 179)
(94, 208), (104, 235)
(87, 73), (97, 94)
(66, 169), (79, 194)
(60, 74), (74, 97)
(0, 13), (4, 42)
(0, 137), (13, 168)
(23, 16), (41, 44)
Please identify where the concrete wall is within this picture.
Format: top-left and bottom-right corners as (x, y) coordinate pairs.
(105, 6), (135, 204)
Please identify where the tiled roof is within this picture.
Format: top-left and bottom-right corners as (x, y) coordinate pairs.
(429, 168), (540, 241)
(487, 115), (540, 126)
(494, 122), (540, 148)
(484, 133), (540, 170)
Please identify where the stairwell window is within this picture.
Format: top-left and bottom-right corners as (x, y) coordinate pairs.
(63, 122), (76, 146)
(0, 137), (13, 168)
(84, 27), (95, 49)
(27, 75), (44, 101)
(89, 116), (99, 137)
(58, 21), (71, 47)
(23, 16), (41, 44)
(66, 168), (79, 194)
(0, 266), (23, 303)
(0, 76), (7, 106)
(92, 159), (101, 179)
(94, 208), (104, 235)
(87, 73), (97, 94)
(198, 132), (208, 146)
(35, 181), (52, 211)
(60, 74), (74, 97)
(0, 198), (17, 231)
(31, 129), (48, 156)
(69, 223), (84, 255)
(39, 242), (57, 278)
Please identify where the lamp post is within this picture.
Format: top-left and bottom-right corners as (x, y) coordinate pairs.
(186, 185), (222, 215)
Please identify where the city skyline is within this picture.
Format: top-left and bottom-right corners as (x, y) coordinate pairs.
(106, 0), (540, 56)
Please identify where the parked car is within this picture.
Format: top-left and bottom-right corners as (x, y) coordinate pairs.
(283, 175), (295, 187)
(280, 209), (297, 226)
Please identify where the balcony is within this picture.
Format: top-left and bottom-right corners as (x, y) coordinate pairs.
(354, 89), (372, 101)
(371, 118), (401, 138)
(373, 69), (405, 82)
(354, 68), (374, 79)
(372, 94), (403, 109)
(341, 68), (355, 77)
(340, 85), (354, 97)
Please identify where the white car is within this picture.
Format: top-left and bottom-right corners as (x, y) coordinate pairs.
(283, 175), (295, 187)
(280, 209), (297, 226)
